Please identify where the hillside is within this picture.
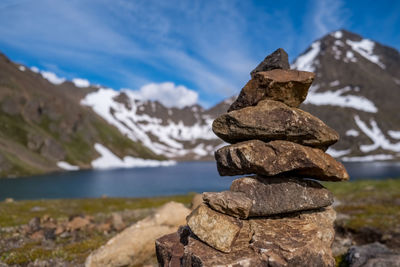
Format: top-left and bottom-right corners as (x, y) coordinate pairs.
(0, 53), (167, 178)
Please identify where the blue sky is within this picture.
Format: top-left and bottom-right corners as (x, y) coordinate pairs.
(0, 0), (399, 107)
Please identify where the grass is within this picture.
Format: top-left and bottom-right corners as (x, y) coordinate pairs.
(324, 179), (400, 231)
(0, 194), (194, 228)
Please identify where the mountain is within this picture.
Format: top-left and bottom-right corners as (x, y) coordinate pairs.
(1, 29), (399, 177)
(292, 29), (400, 161)
(0, 53), (169, 178)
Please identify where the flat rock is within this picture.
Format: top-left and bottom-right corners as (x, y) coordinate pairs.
(215, 140), (349, 181)
(204, 176), (333, 218)
(202, 191), (252, 219)
(250, 207), (336, 267)
(228, 69), (314, 112)
(213, 99), (339, 150)
(186, 204), (250, 253)
(345, 242), (400, 267)
(250, 48), (290, 77)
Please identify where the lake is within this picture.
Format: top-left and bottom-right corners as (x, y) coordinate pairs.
(1, 161), (400, 200)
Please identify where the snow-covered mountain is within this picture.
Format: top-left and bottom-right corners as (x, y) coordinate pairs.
(293, 30), (400, 161)
(81, 89), (231, 160)
(80, 29), (400, 162)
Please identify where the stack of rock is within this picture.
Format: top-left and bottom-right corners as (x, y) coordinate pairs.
(156, 48), (349, 267)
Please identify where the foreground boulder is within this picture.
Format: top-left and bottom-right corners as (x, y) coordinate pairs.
(156, 207), (336, 266)
(204, 176), (333, 218)
(85, 202), (190, 267)
(213, 99), (338, 150)
(228, 69), (314, 111)
(215, 140), (349, 181)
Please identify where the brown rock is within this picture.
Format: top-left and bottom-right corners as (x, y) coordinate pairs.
(204, 177), (333, 218)
(250, 48), (290, 77)
(215, 140), (349, 181)
(232, 176), (333, 217)
(213, 99), (339, 150)
(111, 213), (125, 231)
(250, 207), (336, 267)
(186, 204), (249, 253)
(155, 231), (185, 267)
(67, 216), (90, 231)
(202, 191), (252, 219)
(190, 193), (203, 210)
(228, 69), (315, 111)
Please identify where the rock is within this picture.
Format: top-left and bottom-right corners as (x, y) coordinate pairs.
(111, 213), (125, 231)
(4, 198), (14, 203)
(204, 176), (333, 218)
(190, 193), (203, 210)
(345, 242), (400, 267)
(250, 48), (290, 77)
(155, 231), (185, 267)
(186, 204), (249, 253)
(228, 69), (314, 112)
(215, 140), (349, 181)
(85, 201), (190, 267)
(202, 191), (252, 219)
(250, 207), (336, 267)
(213, 99), (339, 150)
(30, 230), (45, 241)
(67, 216), (90, 231)
(28, 217), (41, 233)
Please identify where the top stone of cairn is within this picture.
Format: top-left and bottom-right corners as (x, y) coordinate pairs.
(228, 48), (314, 112)
(250, 48), (290, 76)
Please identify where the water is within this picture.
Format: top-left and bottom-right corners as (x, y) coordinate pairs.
(0, 161), (399, 200)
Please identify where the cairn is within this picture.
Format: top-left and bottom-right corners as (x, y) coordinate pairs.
(156, 48), (349, 267)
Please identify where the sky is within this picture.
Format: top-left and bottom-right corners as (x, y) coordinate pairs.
(0, 0), (399, 108)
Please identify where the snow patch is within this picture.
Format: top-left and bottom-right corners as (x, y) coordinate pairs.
(332, 31), (343, 39)
(31, 66), (39, 73)
(326, 148), (351, 157)
(305, 86), (378, 113)
(291, 41), (320, 72)
(345, 51), (357, 63)
(73, 78), (90, 88)
(329, 80), (340, 87)
(342, 154), (394, 162)
(346, 129), (359, 137)
(91, 143), (175, 169)
(57, 161), (79, 171)
(388, 130), (400, 139)
(346, 39), (385, 69)
(18, 65), (26, 71)
(40, 71), (66, 85)
(354, 115), (400, 153)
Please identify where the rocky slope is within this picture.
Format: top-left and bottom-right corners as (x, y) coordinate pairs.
(0, 53), (168, 178)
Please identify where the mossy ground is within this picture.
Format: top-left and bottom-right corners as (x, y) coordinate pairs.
(1, 180), (399, 265)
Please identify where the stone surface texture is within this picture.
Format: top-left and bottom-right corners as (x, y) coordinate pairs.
(85, 201), (190, 267)
(215, 139), (349, 181)
(186, 204), (248, 253)
(213, 99), (339, 150)
(228, 69), (315, 111)
(204, 176), (332, 218)
(250, 48), (290, 77)
(202, 191), (252, 219)
(156, 207), (336, 267)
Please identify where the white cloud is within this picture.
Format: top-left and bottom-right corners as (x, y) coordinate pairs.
(311, 0), (348, 37)
(131, 82), (198, 108)
(72, 78), (90, 87)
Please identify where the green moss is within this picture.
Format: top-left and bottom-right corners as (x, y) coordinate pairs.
(0, 194), (193, 228)
(335, 254), (349, 267)
(0, 151), (42, 178)
(63, 134), (94, 166)
(0, 242), (54, 265)
(0, 109), (28, 145)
